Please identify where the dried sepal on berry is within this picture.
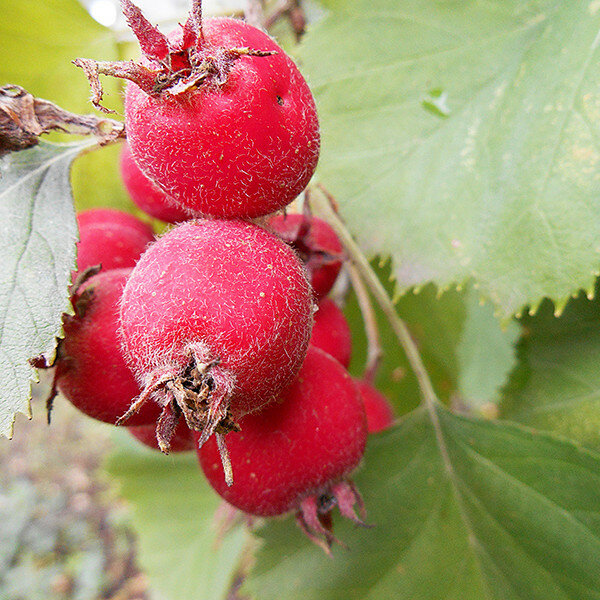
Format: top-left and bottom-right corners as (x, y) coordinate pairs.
(296, 480), (370, 554)
(129, 416), (195, 453)
(73, 0), (274, 111)
(269, 212), (345, 300)
(74, 0), (320, 219)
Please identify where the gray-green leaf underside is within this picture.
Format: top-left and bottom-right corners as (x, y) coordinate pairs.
(302, 0), (600, 317)
(456, 291), (521, 415)
(0, 141), (86, 437)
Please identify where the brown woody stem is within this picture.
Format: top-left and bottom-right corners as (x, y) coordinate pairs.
(264, 0), (306, 41)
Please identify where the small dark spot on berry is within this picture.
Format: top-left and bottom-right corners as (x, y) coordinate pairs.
(276, 95), (284, 106)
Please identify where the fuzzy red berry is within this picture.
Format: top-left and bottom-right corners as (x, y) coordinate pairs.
(354, 379), (394, 433)
(198, 346), (368, 550)
(75, 208), (154, 276)
(119, 142), (190, 224)
(310, 297), (352, 368)
(118, 219), (314, 457)
(268, 213), (343, 299)
(129, 419), (194, 452)
(75, 1), (319, 219)
(48, 269), (160, 426)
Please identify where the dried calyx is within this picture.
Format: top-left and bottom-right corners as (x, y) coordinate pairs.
(296, 480), (370, 553)
(73, 0), (275, 112)
(116, 343), (240, 485)
(279, 216), (344, 276)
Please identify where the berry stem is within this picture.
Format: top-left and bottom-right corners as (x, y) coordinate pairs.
(312, 185), (468, 518)
(312, 187), (494, 555)
(346, 262), (382, 384)
(312, 184), (438, 410)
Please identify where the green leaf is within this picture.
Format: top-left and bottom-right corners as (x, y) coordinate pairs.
(0, 141), (88, 437)
(106, 433), (247, 600)
(244, 405), (600, 600)
(344, 266), (519, 417)
(302, 0), (600, 317)
(456, 291), (521, 415)
(501, 283), (600, 450)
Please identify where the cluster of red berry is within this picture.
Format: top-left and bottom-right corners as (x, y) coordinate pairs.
(39, 0), (393, 549)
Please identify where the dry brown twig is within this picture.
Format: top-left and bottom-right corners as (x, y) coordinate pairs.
(264, 0), (306, 41)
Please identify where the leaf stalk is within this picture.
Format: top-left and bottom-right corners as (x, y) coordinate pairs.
(311, 185), (439, 411)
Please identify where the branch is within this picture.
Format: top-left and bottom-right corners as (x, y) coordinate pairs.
(0, 85), (125, 157)
(264, 0), (306, 41)
(346, 262), (383, 383)
(311, 184), (439, 410)
(244, 0), (265, 30)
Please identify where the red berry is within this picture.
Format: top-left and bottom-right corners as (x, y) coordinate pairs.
(120, 11), (319, 219)
(118, 219), (314, 453)
(54, 269), (160, 426)
(198, 346), (367, 550)
(72, 0), (320, 219)
(354, 379), (394, 433)
(119, 142), (190, 224)
(310, 298), (352, 368)
(129, 419), (194, 452)
(268, 213), (343, 299)
(76, 2), (320, 217)
(76, 208), (154, 275)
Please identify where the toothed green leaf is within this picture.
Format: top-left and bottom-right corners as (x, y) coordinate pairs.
(244, 405), (600, 600)
(303, 0), (600, 317)
(501, 280), (600, 450)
